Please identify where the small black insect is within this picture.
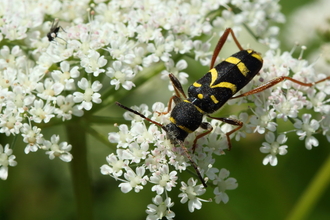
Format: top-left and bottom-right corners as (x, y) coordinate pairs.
(47, 19), (64, 42)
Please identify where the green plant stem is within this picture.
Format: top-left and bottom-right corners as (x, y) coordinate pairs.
(66, 121), (93, 220)
(83, 121), (114, 149)
(88, 115), (127, 125)
(286, 153), (330, 220)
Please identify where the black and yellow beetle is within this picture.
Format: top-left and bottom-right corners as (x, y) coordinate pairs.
(116, 28), (330, 187)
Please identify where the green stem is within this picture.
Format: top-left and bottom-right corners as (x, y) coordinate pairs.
(286, 153), (330, 220)
(66, 121), (93, 220)
(88, 115), (127, 125)
(83, 121), (114, 149)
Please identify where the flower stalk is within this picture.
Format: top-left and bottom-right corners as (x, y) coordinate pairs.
(66, 121), (93, 220)
(286, 153), (330, 220)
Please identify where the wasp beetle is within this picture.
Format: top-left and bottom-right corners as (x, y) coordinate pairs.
(116, 28), (330, 187)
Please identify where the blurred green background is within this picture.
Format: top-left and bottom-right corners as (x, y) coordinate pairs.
(1, 0), (329, 219)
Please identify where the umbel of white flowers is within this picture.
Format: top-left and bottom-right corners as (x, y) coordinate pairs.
(0, 0), (329, 219)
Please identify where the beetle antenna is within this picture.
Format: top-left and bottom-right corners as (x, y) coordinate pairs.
(115, 102), (164, 128)
(180, 142), (207, 188)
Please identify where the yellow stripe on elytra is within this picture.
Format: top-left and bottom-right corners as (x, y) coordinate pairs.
(225, 56), (249, 77)
(247, 49), (263, 62)
(170, 116), (193, 133)
(209, 68), (237, 93)
(209, 68), (218, 87)
(183, 99), (205, 114)
(213, 82), (237, 94)
(210, 95), (219, 104)
(197, 94), (203, 99)
(193, 82), (201, 87)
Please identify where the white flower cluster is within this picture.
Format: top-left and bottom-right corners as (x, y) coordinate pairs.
(4, 0), (329, 218)
(102, 103), (238, 218)
(0, 0), (284, 182)
(241, 49), (330, 166)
